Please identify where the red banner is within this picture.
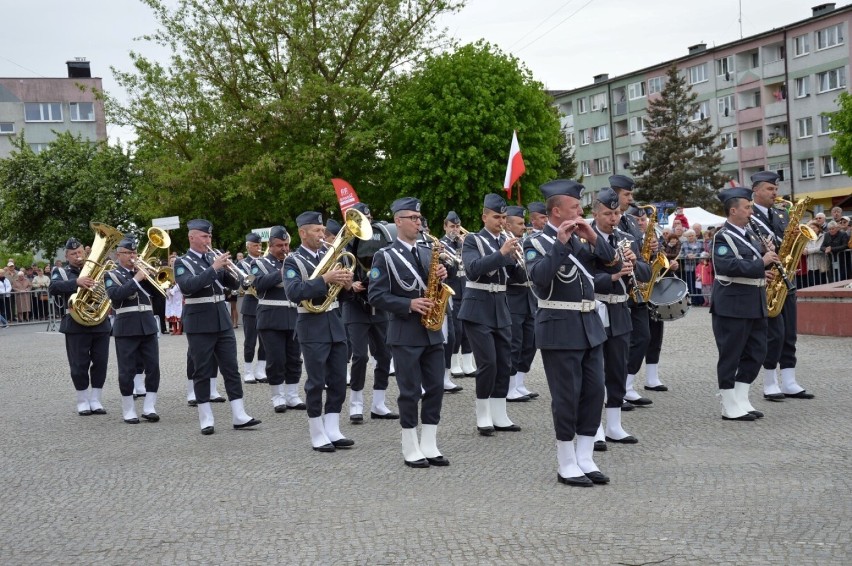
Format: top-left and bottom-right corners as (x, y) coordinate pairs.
(331, 178), (360, 212)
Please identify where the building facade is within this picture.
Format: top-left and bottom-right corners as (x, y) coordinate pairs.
(553, 3), (852, 213)
(0, 59), (107, 158)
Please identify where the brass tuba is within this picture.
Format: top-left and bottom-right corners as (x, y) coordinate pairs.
(300, 208), (373, 313)
(68, 222), (124, 326)
(766, 196), (817, 317)
(421, 232), (455, 331)
(134, 227), (174, 296)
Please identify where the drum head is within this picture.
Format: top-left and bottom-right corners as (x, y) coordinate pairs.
(649, 277), (690, 322)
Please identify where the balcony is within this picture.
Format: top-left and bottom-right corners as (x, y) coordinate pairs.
(739, 145), (766, 163)
(615, 135), (633, 149)
(737, 106), (764, 124)
(737, 70), (760, 86)
(763, 59), (785, 79)
(764, 101), (787, 119)
(560, 115), (574, 129)
(767, 138), (790, 157)
(613, 101), (628, 116)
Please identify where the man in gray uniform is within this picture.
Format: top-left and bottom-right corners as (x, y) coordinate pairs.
(174, 219), (261, 435)
(441, 211), (474, 379)
(238, 232), (267, 383)
(369, 197), (450, 468)
(504, 205), (537, 402)
(525, 180), (621, 487)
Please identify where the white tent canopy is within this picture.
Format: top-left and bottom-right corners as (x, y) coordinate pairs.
(665, 207), (727, 230)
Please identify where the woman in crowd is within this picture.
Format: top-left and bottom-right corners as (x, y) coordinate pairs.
(804, 221), (828, 287)
(696, 251), (714, 307)
(165, 255), (184, 335)
(680, 229), (704, 306)
(32, 267), (51, 320)
(12, 271), (32, 322)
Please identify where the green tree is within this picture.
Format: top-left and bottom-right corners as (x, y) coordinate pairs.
(829, 92), (852, 173)
(382, 41), (561, 227)
(110, 0), (463, 249)
(0, 132), (141, 255)
(631, 65), (728, 211)
(555, 123), (577, 181)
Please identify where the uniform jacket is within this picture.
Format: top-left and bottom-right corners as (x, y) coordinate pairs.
(710, 222), (768, 319)
(238, 254), (261, 316)
(174, 250), (240, 334)
(367, 239), (444, 347)
(524, 223), (621, 350)
(342, 241), (389, 325)
(619, 213), (644, 242)
(457, 228), (519, 328)
(49, 264), (112, 334)
(252, 255), (297, 331)
(105, 265), (159, 336)
(282, 245), (347, 344)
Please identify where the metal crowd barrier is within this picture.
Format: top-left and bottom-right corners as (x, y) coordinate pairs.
(0, 289), (61, 330)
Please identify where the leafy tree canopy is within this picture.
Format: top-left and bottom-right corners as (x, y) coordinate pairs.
(829, 91), (852, 174)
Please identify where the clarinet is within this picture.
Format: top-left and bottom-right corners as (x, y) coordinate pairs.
(748, 217), (794, 291)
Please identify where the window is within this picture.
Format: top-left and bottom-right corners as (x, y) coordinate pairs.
(590, 93), (607, 111)
(580, 160), (591, 176)
(0, 122), (13, 134)
(648, 76), (664, 94)
(797, 117), (813, 138)
(755, 129), (764, 147)
(69, 102), (95, 122)
(691, 101), (710, 121)
(822, 155), (841, 175)
(721, 132), (737, 149)
(579, 128), (591, 145)
(594, 157), (612, 175)
(687, 63), (707, 85)
(793, 34), (810, 56)
(799, 158), (815, 179)
(592, 124), (609, 142)
(565, 131), (576, 146)
(768, 162), (789, 182)
(628, 81), (646, 100)
(630, 116), (647, 133)
(818, 114), (835, 135)
(28, 143), (50, 153)
(24, 102), (62, 122)
(751, 52), (760, 68)
(794, 76), (810, 98)
(817, 67), (846, 93)
(630, 149), (645, 163)
(716, 56), (734, 78)
(717, 95), (736, 117)
(577, 97), (587, 114)
(816, 24), (844, 50)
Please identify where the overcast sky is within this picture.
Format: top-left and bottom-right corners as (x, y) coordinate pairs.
(0, 0), (829, 142)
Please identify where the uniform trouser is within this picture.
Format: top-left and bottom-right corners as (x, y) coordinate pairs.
(646, 316), (664, 364)
(186, 349), (218, 380)
(627, 306), (651, 374)
(603, 332), (630, 408)
(65, 332), (110, 391)
(763, 293), (797, 369)
(242, 314), (266, 363)
(391, 343), (445, 429)
(151, 292), (167, 333)
(450, 295), (472, 355)
(509, 310), (536, 375)
(347, 319), (391, 391)
(463, 321), (512, 399)
(443, 311), (456, 368)
(712, 315), (768, 389)
(186, 330), (243, 403)
(115, 334), (160, 396)
(541, 345), (605, 441)
(300, 340), (347, 418)
(258, 329), (302, 386)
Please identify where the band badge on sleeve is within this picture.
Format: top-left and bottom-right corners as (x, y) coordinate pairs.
(370, 267), (380, 280)
(286, 269), (297, 279)
(251, 266), (259, 274)
(717, 246), (729, 256)
(176, 266), (186, 276)
(525, 250), (537, 261)
(105, 278), (113, 288)
(51, 273), (59, 279)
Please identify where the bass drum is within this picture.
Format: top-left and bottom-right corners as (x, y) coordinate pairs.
(649, 277), (690, 322)
(353, 221), (397, 271)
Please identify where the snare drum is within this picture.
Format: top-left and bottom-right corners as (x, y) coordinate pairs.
(649, 277), (690, 322)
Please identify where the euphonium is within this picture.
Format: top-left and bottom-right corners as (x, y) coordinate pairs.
(300, 208), (373, 314)
(421, 232), (455, 331)
(135, 227), (174, 295)
(766, 196), (817, 317)
(635, 205), (669, 302)
(68, 222), (124, 326)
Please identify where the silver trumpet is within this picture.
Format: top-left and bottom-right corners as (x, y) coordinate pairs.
(207, 245), (255, 284)
(501, 229), (525, 267)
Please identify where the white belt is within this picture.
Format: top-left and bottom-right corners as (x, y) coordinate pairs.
(114, 304), (153, 315)
(715, 275), (766, 287)
(297, 301), (339, 314)
(259, 299), (296, 308)
(466, 281), (507, 293)
(184, 294), (227, 304)
(510, 281), (533, 288)
(538, 299), (597, 312)
(595, 293), (629, 304)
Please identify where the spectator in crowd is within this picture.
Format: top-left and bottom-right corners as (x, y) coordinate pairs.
(696, 251), (714, 307)
(54, 260), (63, 269)
(691, 223), (703, 239)
(661, 227), (672, 243)
(0, 271), (11, 325)
(831, 206), (843, 224)
(840, 216), (851, 236)
(702, 230), (714, 254)
(12, 271), (32, 322)
(165, 255), (184, 335)
(673, 207), (689, 230)
(2, 262), (16, 321)
(32, 267), (51, 320)
(673, 222), (686, 243)
(681, 229), (704, 305)
(814, 212), (827, 231)
(663, 234), (682, 263)
(824, 221), (850, 281)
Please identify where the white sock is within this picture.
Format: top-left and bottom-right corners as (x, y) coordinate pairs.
(575, 435), (600, 474)
(210, 378), (222, 399)
(645, 364), (662, 387)
(763, 368), (781, 394)
(556, 440), (583, 478)
(624, 374), (641, 401)
(186, 380), (196, 402)
(605, 407), (632, 440)
(121, 396), (138, 421)
(133, 373), (146, 395)
(142, 392), (157, 415)
(780, 368), (804, 394)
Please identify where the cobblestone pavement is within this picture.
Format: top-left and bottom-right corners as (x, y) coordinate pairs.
(0, 307), (850, 565)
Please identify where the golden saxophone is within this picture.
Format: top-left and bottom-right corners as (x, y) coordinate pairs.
(636, 205), (669, 302)
(765, 196), (817, 317)
(421, 232), (455, 331)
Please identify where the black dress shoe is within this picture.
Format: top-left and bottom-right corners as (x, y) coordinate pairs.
(426, 455), (450, 466)
(763, 393), (785, 401)
(370, 411), (400, 420)
(141, 412), (160, 422)
(210, 396), (226, 403)
(526, 392), (540, 399)
(133, 393), (146, 399)
(477, 426), (495, 436)
(494, 424), (522, 432)
(274, 405), (287, 414)
(644, 385), (668, 392)
(444, 385), (463, 393)
(584, 470), (610, 484)
(350, 414), (364, 424)
(234, 418), (262, 429)
(784, 391), (815, 399)
(557, 473), (593, 487)
(287, 402), (307, 410)
(313, 443), (335, 452)
(78, 409), (93, 416)
(594, 440), (608, 452)
(625, 397), (653, 406)
(201, 426), (215, 435)
(256, 378), (268, 384)
(748, 410), (764, 418)
(722, 413), (756, 421)
(331, 438), (354, 448)
(464, 372), (476, 378)
(124, 417), (140, 424)
(90, 408), (107, 415)
(506, 395), (530, 402)
(404, 458), (429, 468)
(620, 402), (634, 411)
(605, 435), (639, 444)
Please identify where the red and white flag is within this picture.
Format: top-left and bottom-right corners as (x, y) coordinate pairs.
(503, 130), (525, 200)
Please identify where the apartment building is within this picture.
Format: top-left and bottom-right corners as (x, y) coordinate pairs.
(552, 3), (852, 213)
(0, 59), (107, 158)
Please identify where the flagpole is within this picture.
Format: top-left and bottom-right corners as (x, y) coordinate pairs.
(515, 179), (522, 206)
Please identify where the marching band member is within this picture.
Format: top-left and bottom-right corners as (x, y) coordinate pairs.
(590, 189), (650, 446)
(49, 237), (112, 416)
(750, 171), (814, 401)
(441, 211), (474, 380)
(174, 219), (261, 435)
(342, 202), (399, 423)
(711, 187), (778, 421)
(238, 233), (267, 384)
(528, 201), (547, 233)
(252, 225), (306, 413)
(283, 211), (354, 452)
(504, 205), (538, 402)
(368, 197), (449, 468)
(105, 237), (161, 424)
(525, 180), (621, 486)
(460, 193), (522, 436)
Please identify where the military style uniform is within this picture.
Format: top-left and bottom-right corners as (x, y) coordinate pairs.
(505, 208), (537, 402)
(440, 226), (473, 375)
(238, 246), (267, 382)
